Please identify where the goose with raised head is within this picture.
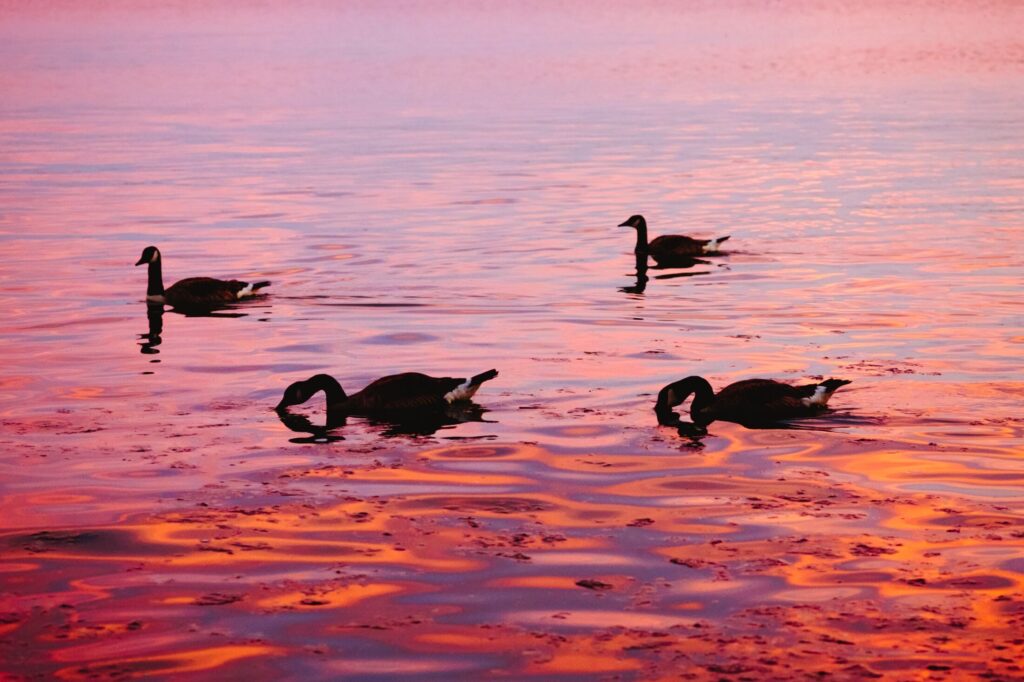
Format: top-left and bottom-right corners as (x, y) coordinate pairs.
(135, 245), (271, 308)
(275, 369), (499, 415)
(619, 214), (730, 265)
(655, 376), (851, 427)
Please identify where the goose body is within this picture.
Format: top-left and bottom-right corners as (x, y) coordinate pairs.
(135, 246), (270, 308)
(619, 215), (730, 264)
(276, 369), (499, 416)
(655, 376), (851, 427)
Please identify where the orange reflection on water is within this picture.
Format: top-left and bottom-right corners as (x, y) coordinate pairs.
(255, 582), (405, 611)
(55, 644), (281, 681)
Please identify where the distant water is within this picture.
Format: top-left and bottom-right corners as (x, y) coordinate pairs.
(1, 2), (1023, 678)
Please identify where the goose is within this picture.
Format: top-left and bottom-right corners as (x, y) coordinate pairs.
(275, 369), (499, 415)
(135, 245), (271, 308)
(655, 376), (851, 427)
(619, 215), (730, 264)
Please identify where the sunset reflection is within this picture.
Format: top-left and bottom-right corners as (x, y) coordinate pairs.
(2, 0), (1024, 679)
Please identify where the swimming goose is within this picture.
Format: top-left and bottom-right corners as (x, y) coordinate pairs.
(619, 215), (730, 264)
(655, 376), (851, 427)
(135, 245), (271, 308)
(275, 369), (499, 415)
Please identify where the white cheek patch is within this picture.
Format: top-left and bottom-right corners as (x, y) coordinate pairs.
(151, 251), (159, 263)
(237, 283), (255, 298)
(801, 385), (830, 407)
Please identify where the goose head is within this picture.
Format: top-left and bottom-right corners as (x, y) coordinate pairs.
(275, 374), (344, 411)
(655, 382), (686, 425)
(618, 215), (646, 229)
(654, 376), (716, 426)
(135, 246), (160, 266)
(276, 378), (314, 411)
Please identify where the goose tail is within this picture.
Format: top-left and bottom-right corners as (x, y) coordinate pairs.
(445, 369), (499, 403)
(238, 280), (272, 299)
(704, 235), (731, 253)
(820, 378), (851, 392)
(470, 369), (499, 386)
(804, 378), (851, 406)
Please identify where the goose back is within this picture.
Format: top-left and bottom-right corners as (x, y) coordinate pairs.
(701, 379), (809, 424)
(344, 373), (467, 413)
(164, 277), (257, 307)
(648, 234), (712, 260)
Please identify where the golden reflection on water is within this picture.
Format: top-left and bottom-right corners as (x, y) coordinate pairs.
(55, 645), (281, 681)
(4, 433), (1022, 677)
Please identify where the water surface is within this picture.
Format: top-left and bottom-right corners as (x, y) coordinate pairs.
(1, 2), (1023, 679)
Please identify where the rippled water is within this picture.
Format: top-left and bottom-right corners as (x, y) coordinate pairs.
(2, 2), (1023, 679)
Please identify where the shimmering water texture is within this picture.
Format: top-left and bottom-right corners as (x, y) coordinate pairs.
(2, 2), (1023, 680)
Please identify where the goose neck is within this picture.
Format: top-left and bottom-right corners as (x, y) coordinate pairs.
(634, 219), (649, 253)
(147, 259), (165, 297)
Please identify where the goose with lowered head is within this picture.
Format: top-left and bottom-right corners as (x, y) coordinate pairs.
(276, 369), (499, 416)
(655, 376), (851, 427)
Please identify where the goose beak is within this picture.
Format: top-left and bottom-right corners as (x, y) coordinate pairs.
(134, 256), (147, 266)
(618, 219), (632, 227)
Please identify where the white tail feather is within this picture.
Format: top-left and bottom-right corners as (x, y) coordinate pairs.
(445, 379), (479, 403)
(703, 237), (729, 253)
(801, 384), (834, 407)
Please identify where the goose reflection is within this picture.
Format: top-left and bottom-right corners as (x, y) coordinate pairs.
(370, 402), (492, 437)
(619, 253), (712, 294)
(667, 412), (878, 448)
(275, 401), (492, 441)
(136, 302), (252, 355)
(137, 304), (164, 355)
(619, 253), (650, 294)
(275, 408), (347, 444)
(652, 259), (712, 278)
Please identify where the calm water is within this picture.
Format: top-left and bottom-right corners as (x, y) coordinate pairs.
(2, 2), (1023, 679)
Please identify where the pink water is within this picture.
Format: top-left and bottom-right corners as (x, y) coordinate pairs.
(1, 2), (1023, 679)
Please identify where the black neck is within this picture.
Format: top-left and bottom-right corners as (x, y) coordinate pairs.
(310, 374), (347, 406)
(655, 376), (716, 425)
(147, 259), (165, 297)
(686, 377), (716, 422)
(634, 218), (649, 253)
